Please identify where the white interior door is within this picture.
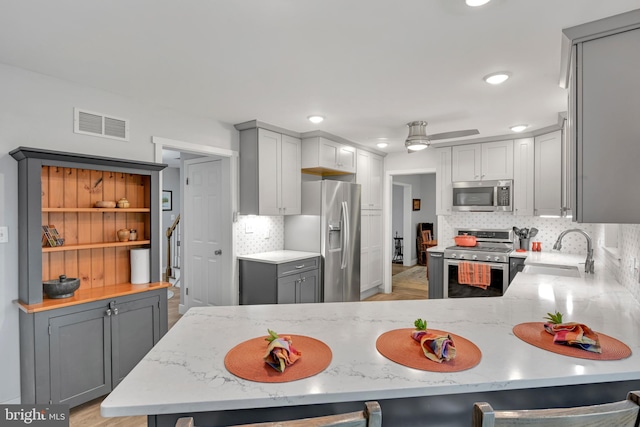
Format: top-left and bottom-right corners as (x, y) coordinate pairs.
(184, 158), (223, 308)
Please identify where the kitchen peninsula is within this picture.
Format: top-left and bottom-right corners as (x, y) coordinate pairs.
(101, 265), (640, 426)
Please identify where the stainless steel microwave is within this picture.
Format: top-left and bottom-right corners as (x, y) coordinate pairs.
(452, 180), (513, 212)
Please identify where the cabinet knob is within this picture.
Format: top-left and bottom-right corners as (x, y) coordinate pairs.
(106, 309), (112, 316)
(114, 307), (119, 315)
(301, 277), (306, 282)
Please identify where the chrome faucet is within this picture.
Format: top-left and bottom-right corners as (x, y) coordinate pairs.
(552, 228), (594, 274)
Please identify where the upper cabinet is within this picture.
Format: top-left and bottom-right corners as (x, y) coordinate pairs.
(435, 147), (453, 215)
(452, 140), (513, 182)
(513, 138), (534, 216)
(562, 10), (640, 223)
(239, 128), (301, 216)
(356, 149), (383, 210)
(534, 131), (562, 217)
(301, 136), (356, 175)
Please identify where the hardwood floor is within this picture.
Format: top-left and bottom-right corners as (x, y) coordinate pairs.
(69, 286), (182, 427)
(364, 263), (429, 301)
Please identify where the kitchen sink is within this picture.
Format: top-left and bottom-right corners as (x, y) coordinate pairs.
(522, 264), (581, 278)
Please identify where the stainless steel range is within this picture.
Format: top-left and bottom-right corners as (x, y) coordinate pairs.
(443, 228), (514, 298)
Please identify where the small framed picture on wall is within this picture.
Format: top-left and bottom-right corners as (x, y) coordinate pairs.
(412, 199), (421, 211)
(162, 190), (173, 211)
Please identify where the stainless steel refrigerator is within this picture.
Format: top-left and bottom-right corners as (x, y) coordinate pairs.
(284, 180), (361, 302)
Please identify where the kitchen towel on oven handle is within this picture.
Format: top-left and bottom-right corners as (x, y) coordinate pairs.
(458, 261), (491, 289)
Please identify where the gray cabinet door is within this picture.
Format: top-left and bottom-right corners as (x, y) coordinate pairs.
(427, 252), (444, 299)
(298, 270), (319, 303)
(277, 275), (298, 304)
(49, 306), (111, 407)
(111, 295), (161, 387)
(577, 28), (640, 223)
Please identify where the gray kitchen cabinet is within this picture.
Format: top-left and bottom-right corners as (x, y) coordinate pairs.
(435, 147), (453, 215)
(22, 290), (166, 408)
(561, 10), (640, 223)
(534, 130), (562, 216)
(240, 256), (320, 305)
(513, 138), (534, 216)
(239, 128), (301, 215)
(509, 257), (526, 283)
(301, 136), (356, 174)
(452, 140), (513, 182)
(427, 251), (444, 299)
(277, 269), (319, 304)
(356, 149), (383, 210)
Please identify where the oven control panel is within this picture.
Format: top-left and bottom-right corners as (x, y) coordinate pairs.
(445, 251), (509, 263)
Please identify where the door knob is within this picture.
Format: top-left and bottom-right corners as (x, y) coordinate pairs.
(215, 249), (222, 255)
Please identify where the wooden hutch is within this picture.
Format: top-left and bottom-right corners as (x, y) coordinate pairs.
(11, 147), (168, 408)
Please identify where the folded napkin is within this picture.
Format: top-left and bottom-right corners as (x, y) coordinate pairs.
(544, 322), (602, 353)
(457, 261), (491, 289)
(411, 330), (456, 363)
(263, 336), (302, 372)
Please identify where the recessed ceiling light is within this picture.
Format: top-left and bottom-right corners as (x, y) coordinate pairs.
(483, 72), (511, 85)
(510, 124), (528, 133)
(376, 142), (388, 148)
(466, 0), (491, 6)
(307, 115), (324, 124)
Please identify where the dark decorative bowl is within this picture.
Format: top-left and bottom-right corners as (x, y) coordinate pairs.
(43, 275), (80, 299)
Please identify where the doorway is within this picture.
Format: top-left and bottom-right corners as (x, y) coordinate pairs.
(153, 137), (237, 314)
(383, 168), (437, 294)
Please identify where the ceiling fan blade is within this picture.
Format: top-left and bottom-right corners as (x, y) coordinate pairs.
(428, 129), (479, 141)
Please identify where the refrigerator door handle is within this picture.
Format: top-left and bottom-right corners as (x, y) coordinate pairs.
(341, 201), (349, 269)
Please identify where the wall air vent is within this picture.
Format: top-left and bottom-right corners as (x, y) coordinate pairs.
(74, 108), (129, 141)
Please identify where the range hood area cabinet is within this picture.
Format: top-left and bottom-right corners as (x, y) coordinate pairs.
(435, 147), (453, 216)
(562, 9), (640, 223)
(451, 140), (513, 182)
(239, 128), (301, 215)
(301, 136), (356, 175)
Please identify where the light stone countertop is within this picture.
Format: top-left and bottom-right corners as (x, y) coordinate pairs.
(236, 250), (321, 264)
(101, 256), (640, 418)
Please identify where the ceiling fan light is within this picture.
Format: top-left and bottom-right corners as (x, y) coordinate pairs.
(406, 143), (428, 151)
(466, 0), (491, 6)
(510, 124), (528, 132)
(405, 121), (431, 151)
(307, 115), (324, 124)
(483, 72), (511, 85)
(376, 142), (388, 148)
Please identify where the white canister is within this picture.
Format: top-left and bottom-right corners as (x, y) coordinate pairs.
(130, 248), (150, 284)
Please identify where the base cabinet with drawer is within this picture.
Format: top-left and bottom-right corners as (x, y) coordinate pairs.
(20, 289), (166, 407)
(240, 256), (320, 305)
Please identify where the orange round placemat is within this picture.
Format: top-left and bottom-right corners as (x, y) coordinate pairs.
(376, 328), (482, 372)
(224, 334), (332, 383)
(513, 322), (631, 360)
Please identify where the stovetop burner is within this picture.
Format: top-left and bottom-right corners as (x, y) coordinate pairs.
(444, 228), (515, 263)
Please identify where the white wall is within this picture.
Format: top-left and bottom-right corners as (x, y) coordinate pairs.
(0, 63), (237, 404)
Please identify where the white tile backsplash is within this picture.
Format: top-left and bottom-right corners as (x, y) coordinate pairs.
(438, 212), (598, 254)
(235, 215), (284, 255)
(602, 224), (640, 303)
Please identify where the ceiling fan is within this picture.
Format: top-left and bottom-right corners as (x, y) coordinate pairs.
(405, 121), (479, 153)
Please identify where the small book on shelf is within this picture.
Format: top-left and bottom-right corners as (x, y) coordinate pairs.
(42, 225), (64, 247)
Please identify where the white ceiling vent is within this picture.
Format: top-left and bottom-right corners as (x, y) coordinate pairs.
(74, 108), (129, 141)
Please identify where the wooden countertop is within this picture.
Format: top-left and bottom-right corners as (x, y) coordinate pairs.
(16, 282), (170, 313)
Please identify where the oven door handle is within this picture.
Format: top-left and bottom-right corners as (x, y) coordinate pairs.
(444, 259), (507, 270)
